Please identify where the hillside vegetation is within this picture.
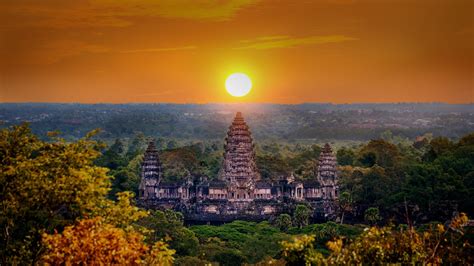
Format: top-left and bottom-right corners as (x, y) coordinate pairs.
(1, 123), (473, 265)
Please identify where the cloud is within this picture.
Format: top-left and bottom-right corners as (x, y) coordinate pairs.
(234, 35), (357, 50)
(24, 42), (196, 65)
(120, 46), (197, 53)
(27, 40), (110, 65)
(0, 0), (259, 29)
(0, 3), (131, 29)
(239, 35), (289, 43)
(92, 0), (259, 21)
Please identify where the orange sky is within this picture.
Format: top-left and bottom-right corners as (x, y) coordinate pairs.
(0, 0), (473, 103)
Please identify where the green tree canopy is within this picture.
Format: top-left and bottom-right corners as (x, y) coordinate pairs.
(364, 207), (381, 225)
(358, 139), (401, 168)
(275, 214), (293, 232)
(0, 124), (161, 264)
(293, 205), (311, 228)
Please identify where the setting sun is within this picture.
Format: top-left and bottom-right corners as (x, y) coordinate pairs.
(225, 73), (252, 97)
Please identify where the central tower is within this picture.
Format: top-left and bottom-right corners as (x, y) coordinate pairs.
(219, 112), (260, 201)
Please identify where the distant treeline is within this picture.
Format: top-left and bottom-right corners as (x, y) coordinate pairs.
(1, 103), (473, 141)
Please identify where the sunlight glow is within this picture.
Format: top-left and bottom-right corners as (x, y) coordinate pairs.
(225, 73), (252, 97)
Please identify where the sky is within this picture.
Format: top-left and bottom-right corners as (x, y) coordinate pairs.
(0, 0), (473, 104)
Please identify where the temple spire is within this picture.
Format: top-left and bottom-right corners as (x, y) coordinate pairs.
(316, 143), (338, 200)
(219, 112), (260, 189)
(138, 140), (163, 199)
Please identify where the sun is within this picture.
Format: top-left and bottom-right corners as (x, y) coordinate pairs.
(225, 73), (252, 97)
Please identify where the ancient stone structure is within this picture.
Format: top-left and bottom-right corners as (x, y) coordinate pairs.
(138, 141), (163, 199)
(316, 143), (339, 215)
(217, 112), (261, 208)
(138, 112), (339, 222)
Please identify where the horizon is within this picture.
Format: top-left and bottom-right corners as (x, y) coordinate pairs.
(1, 102), (473, 106)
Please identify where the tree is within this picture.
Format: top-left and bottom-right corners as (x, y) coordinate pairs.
(358, 139), (401, 168)
(0, 125), (111, 263)
(423, 137), (453, 162)
(96, 138), (128, 170)
(191, 221), (287, 264)
(280, 235), (325, 265)
(293, 205), (311, 228)
(275, 214), (292, 232)
(167, 139), (178, 149)
(174, 256), (210, 266)
(257, 155), (291, 180)
(126, 132), (146, 159)
(358, 165), (393, 208)
(380, 130), (393, 142)
(41, 217), (175, 265)
(110, 138), (126, 154)
(359, 151), (377, 167)
(336, 147), (356, 166)
(281, 213), (472, 265)
(109, 166), (141, 196)
(364, 207), (381, 225)
(0, 124), (157, 264)
(138, 210), (199, 257)
(338, 192), (353, 224)
(213, 250), (246, 266)
(327, 213), (472, 264)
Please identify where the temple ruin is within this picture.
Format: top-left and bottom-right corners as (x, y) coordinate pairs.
(138, 112), (339, 221)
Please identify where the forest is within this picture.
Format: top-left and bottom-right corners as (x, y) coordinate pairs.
(1, 103), (473, 142)
(1, 119), (473, 264)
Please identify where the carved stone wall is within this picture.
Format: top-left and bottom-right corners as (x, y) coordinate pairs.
(137, 113), (340, 221)
(218, 112), (261, 201)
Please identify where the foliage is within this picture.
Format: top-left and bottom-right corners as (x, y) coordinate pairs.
(336, 147), (356, 166)
(337, 191), (353, 224)
(174, 256), (211, 266)
(2, 109), (474, 264)
(191, 220), (290, 264)
(0, 124), (111, 263)
(257, 154), (292, 180)
(5, 103), (472, 142)
(95, 138), (128, 169)
(281, 213), (473, 265)
(287, 222), (363, 249)
(326, 213), (472, 265)
(213, 250), (246, 266)
(293, 204), (312, 228)
(357, 139), (401, 168)
(364, 207), (381, 225)
(160, 143), (221, 180)
(275, 214), (293, 232)
(336, 133), (474, 224)
(138, 210), (199, 257)
(41, 217), (175, 265)
(0, 124), (171, 264)
(281, 235), (325, 265)
(94, 191), (149, 232)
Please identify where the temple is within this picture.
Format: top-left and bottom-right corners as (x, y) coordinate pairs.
(138, 112), (339, 221)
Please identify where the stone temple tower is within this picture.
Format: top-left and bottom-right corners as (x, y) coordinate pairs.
(219, 112), (260, 201)
(317, 143), (339, 200)
(138, 140), (163, 200)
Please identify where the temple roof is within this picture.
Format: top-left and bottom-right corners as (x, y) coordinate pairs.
(209, 181), (227, 188)
(303, 180), (321, 188)
(255, 181), (273, 188)
(219, 112), (261, 185)
(316, 143), (338, 180)
(140, 140), (163, 185)
(158, 181), (182, 188)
